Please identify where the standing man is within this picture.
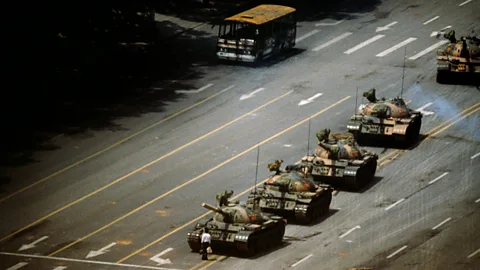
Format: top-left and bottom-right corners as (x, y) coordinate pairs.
(201, 228), (211, 260)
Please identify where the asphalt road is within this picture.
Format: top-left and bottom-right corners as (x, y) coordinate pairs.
(1, 0), (479, 269)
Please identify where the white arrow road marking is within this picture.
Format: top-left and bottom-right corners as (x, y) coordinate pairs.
(6, 262), (28, 270)
(376, 37), (417, 57)
(376, 21), (398, 32)
(415, 102), (435, 116)
(408, 40), (449, 60)
(467, 248), (480, 258)
(423, 16), (439, 25)
(296, 30), (320, 43)
(428, 172), (448, 185)
(0, 252), (181, 270)
(385, 198), (405, 210)
(460, 0), (472, 6)
(298, 93), (323, 106)
(150, 248), (173, 265)
(432, 217), (452, 230)
(430, 26), (452, 37)
(313, 32), (352, 51)
(52, 267), (68, 270)
(344, 35), (385, 54)
(315, 20), (345, 27)
(291, 254), (313, 267)
(86, 242), (117, 259)
(387, 245), (408, 259)
(239, 88), (265, 100)
(18, 236), (49, 251)
(175, 83), (213, 94)
(339, 225), (361, 239)
(470, 152), (480, 160)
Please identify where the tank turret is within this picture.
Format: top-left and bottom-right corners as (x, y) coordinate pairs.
(347, 89), (422, 147)
(301, 128), (378, 190)
(246, 161), (332, 224)
(436, 29), (480, 83)
(187, 193), (286, 256)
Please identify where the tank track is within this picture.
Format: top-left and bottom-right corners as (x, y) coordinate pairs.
(236, 222), (285, 257)
(294, 193), (332, 224)
(344, 159), (377, 190)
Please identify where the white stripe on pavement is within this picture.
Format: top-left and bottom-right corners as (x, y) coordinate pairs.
(6, 263), (28, 270)
(291, 254), (313, 267)
(467, 248), (480, 258)
(385, 198), (405, 210)
(387, 245), (408, 259)
(0, 252), (182, 270)
(470, 152), (480, 159)
(432, 217), (452, 230)
(408, 40), (449, 60)
(428, 172), (449, 185)
(376, 37), (417, 57)
(313, 32), (353, 51)
(344, 35), (385, 54)
(423, 16), (439, 25)
(459, 0), (472, 6)
(296, 30), (320, 43)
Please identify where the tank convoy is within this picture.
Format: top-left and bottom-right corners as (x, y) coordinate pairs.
(347, 88), (422, 147)
(301, 128), (378, 190)
(187, 193), (286, 256)
(436, 29), (480, 82)
(245, 160), (332, 224)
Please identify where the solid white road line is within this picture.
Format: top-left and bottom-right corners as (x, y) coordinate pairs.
(385, 198), (405, 210)
(470, 152), (480, 159)
(315, 20), (345, 27)
(408, 40), (449, 60)
(6, 263), (28, 270)
(339, 225), (361, 239)
(296, 30), (320, 43)
(428, 172), (449, 185)
(291, 254), (313, 267)
(376, 37), (417, 57)
(467, 248), (480, 258)
(176, 83), (213, 94)
(344, 35), (385, 54)
(432, 217), (452, 230)
(459, 0), (472, 6)
(386, 245), (408, 259)
(313, 32), (352, 51)
(423, 16), (439, 25)
(0, 252), (183, 270)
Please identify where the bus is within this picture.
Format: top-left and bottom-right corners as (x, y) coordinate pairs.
(216, 4), (297, 63)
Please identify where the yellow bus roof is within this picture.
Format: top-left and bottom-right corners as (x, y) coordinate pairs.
(224, 4), (296, 25)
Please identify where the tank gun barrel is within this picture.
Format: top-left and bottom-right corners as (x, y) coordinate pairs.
(202, 202), (229, 216)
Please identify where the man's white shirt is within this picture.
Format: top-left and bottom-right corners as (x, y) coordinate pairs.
(201, 233), (211, 243)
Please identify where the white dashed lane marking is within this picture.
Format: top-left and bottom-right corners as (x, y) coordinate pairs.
(344, 35), (385, 54)
(313, 32), (352, 51)
(376, 37), (417, 57)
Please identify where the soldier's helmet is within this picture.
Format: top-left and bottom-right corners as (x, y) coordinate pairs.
(316, 128), (331, 143)
(268, 160), (283, 172)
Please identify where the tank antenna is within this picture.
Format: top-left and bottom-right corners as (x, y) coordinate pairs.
(400, 46), (406, 98)
(355, 86), (358, 115)
(306, 117), (311, 156)
(254, 143), (260, 209)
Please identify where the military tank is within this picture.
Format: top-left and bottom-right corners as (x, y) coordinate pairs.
(347, 88), (422, 146)
(187, 197), (286, 256)
(436, 30), (480, 83)
(301, 129), (378, 190)
(245, 160), (333, 224)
